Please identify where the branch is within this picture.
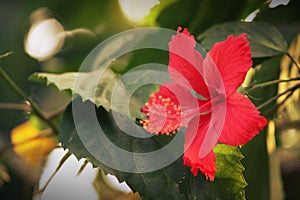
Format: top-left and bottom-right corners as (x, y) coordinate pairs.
(44, 106), (66, 120)
(257, 84), (300, 110)
(246, 77), (300, 92)
(0, 67), (58, 134)
(0, 51), (13, 60)
(286, 52), (300, 73)
(0, 103), (31, 111)
(276, 119), (300, 131)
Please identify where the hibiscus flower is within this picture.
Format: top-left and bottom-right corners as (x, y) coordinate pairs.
(140, 27), (268, 181)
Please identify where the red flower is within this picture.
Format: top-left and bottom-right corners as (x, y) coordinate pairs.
(141, 27), (268, 181)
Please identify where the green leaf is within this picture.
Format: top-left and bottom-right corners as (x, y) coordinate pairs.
(93, 169), (141, 200)
(155, 0), (199, 29)
(213, 144), (247, 200)
(150, 0), (245, 33)
(60, 98), (247, 200)
(198, 21), (288, 57)
(183, 145), (246, 200)
(29, 57), (170, 121)
(29, 69), (120, 111)
(188, 0), (245, 34)
(60, 98), (185, 199)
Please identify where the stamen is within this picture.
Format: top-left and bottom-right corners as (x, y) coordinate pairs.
(140, 91), (183, 135)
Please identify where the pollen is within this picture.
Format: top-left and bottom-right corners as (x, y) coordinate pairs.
(141, 91), (183, 135)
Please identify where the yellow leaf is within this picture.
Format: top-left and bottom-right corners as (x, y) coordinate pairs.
(11, 122), (56, 166)
(278, 34), (300, 119)
(277, 34), (300, 149)
(93, 169), (141, 200)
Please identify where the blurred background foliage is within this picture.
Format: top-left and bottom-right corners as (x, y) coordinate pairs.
(0, 0), (300, 199)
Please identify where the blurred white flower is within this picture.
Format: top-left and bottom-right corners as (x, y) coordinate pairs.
(25, 18), (65, 61)
(244, 9), (260, 22)
(268, 0), (290, 8)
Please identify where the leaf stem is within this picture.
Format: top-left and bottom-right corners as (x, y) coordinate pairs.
(0, 103), (31, 111)
(44, 106), (66, 120)
(286, 52), (300, 73)
(0, 67), (58, 134)
(275, 90), (295, 109)
(257, 83), (300, 110)
(246, 77), (300, 92)
(0, 51), (13, 60)
(0, 102), (66, 121)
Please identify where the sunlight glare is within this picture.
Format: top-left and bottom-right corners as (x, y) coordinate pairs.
(118, 0), (159, 24)
(36, 148), (132, 200)
(106, 174), (132, 193)
(36, 148), (98, 200)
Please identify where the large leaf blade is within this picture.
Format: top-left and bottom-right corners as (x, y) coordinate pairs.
(198, 21), (288, 57)
(213, 144), (247, 200)
(59, 97), (247, 200)
(60, 98), (185, 199)
(29, 69), (120, 111)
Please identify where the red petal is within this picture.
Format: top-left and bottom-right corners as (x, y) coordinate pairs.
(168, 28), (209, 98)
(218, 92), (268, 146)
(198, 95), (226, 158)
(183, 115), (216, 181)
(207, 34), (252, 93)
